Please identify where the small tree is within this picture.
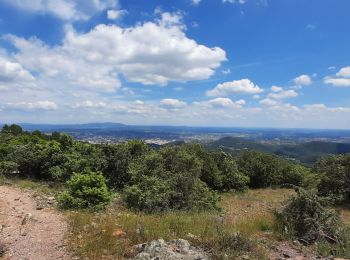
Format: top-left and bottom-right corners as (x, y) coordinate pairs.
(58, 171), (112, 210)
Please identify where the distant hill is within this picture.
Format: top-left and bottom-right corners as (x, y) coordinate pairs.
(207, 137), (350, 164)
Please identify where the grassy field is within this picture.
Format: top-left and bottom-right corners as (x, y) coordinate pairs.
(65, 189), (296, 259)
(5, 179), (350, 259)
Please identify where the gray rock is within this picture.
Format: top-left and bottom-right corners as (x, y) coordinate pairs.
(132, 239), (209, 260)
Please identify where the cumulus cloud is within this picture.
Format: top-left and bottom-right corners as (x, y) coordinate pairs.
(5, 11), (226, 93)
(0, 55), (33, 82)
(259, 87), (298, 107)
(193, 97), (245, 109)
(160, 98), (187, 109)
(270, 85), (282, 92)
(267, 89), (298, 100)
(107, 9), (127, 20)
(208, 97), (245, 108)
(1, 0), (119, 21)
(324, 78), (350, 87)
(294, 74), (312, 86)
(336, 66), (350, 78)
(324, 66), (350, 87)
(206, 79), (262, 97)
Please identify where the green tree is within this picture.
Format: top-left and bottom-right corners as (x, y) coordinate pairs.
(315, 154), (350, 203)
(1, 124), (23, 135)
(124, 147), (219, 212)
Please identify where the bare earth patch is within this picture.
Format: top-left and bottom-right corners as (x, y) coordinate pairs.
(0, 185), (71, 260)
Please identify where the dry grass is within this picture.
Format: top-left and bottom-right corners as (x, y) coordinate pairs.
(339, 206), (350, 225)
(5, 177), (63, 195)
(66, 188), (295, 259)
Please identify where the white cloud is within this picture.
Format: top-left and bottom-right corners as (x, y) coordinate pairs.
(294, 74), (312, 86)
(2, 0), (119, 21)
(191, 0), (202, 5)
(160, 98), (187, 109)
(74, 100), (106, 109)
(208, 97), (245, 108)
(324, 66), (350, 87)
(5, 100), (57, 110)
(270, 85), (282, 92)
(107, 9), (127, 20)
(268, 89), (298, 100)
(336, 66), (350, 78)
(206, 79), (263, 96)
(324, 77), (350, 87)
(193, 98), (245, 109)
(0, 55), (34, 83)
(6, 11), (226, 92)
(260, 98), (278, 106)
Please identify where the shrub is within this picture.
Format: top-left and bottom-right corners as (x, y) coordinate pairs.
(0, 161), (18, 176)
(315, 154), (350, 204)
(236, 150), (305, 188)
(123, 176), (172, 212)
(58, 171), (112, 210)
(274, 189), (341, 244)
(123, 147), (219, 212)
(214, 152), (249, 192)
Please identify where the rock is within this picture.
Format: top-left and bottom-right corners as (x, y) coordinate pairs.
(20, 229), (27, 236)
(132, 239), (208, 260)
(46, 196), (56, 205)
(21, 213), (32, 225)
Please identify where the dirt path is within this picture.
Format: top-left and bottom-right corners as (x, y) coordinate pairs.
(0, 185), (71, 260)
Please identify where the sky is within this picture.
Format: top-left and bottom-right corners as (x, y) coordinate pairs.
(0, 0), (350, 128)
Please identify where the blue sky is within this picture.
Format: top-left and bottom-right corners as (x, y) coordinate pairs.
(0, 0), (350, 128)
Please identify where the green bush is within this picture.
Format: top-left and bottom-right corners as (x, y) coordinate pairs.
(0, 161), (18, 176)
(274, 189), (341, 244)
(236, 150), (305, 188)
(123, 147), (219, 212)
(58, 171), (112, 210)
(315, 154), (350, 204)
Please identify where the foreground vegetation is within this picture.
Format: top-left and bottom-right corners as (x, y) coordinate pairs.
(1, 124), (350, 259)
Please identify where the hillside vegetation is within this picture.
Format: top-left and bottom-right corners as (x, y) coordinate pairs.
(207, 136), (350, 164)
(1, 124), (350, 259)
